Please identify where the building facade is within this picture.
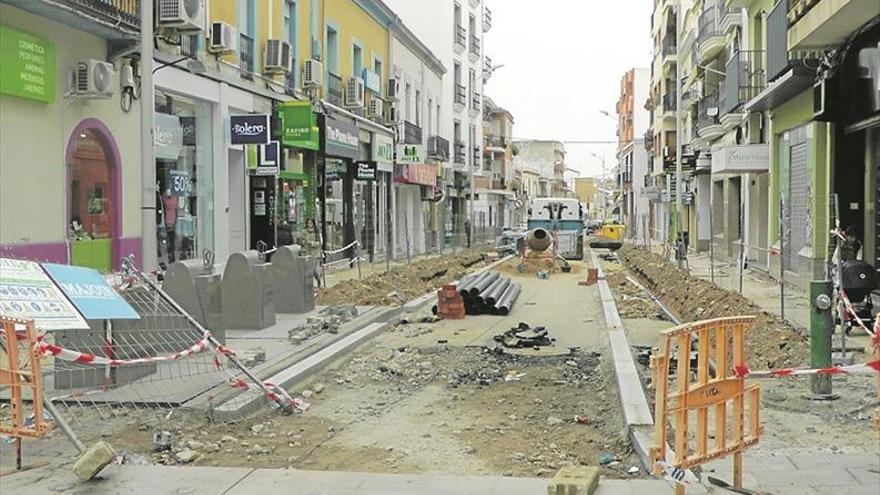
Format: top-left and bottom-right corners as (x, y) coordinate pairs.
(616, 68), (651, 242)
(477, 96), (517, 230)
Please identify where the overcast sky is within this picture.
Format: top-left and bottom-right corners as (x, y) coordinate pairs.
(483, 0), (652, 178)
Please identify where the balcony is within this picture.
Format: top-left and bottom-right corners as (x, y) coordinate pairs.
(454, 25), (467, 53)
(428, 136), (450, 161)
(483, 7), (492, 32)
(454, 83), (467, 110)
(473, 147), (481, 168)
(720, 50), (766, 124)
(718, 2), (742, 34)
(662, 92), (677, 115)
(403, 121), (423, 145)
(470, 92), (481, 115)
(327, 72), (343, 107)
(3, 0), (140, 39)
(696, 93), (724, 141)
(454, 141), (467, 164)
(485, 134), (508, 149)
(696, 1), (725, 64)
(788, 0), (880, 50)
(469, 0), (480, 7)
(483, 56), (493, 76)
(470, 34), (481, 60)
(239, 34), (255, 77)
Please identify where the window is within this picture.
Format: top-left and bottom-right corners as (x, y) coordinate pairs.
(283, 1), (296, 90)
(427, 98), (433, 136)
(326, 25), (338, 75)
(405, 83), (412, 121)
(239, 0), (256, 74)
(352, 43), (363, 79)
(373, 57), (382, 94)
(415, 90), (421, 126)
(454, 62), (462, 85)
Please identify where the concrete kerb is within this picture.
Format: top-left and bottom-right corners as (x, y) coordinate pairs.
(211, 254), (514, 421)
(589, 250), (704, 493)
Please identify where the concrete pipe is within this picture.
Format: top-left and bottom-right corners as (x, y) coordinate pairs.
(526, 228), (552, 252)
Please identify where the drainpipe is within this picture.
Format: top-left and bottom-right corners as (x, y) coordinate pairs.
(675, 0), (684, 268)
(140, 0), (157, 271)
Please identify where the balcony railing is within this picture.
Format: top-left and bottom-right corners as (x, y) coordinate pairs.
(697, 92), (720, 130)
(483, 7), (492, 32)
(403, 121), (423, 145)
(454, 141), (467, 164)
(454, 25), (467, 48)
(454, 84), (467, 106)
(470, 35), (481, 56)
(180, 33), (198, 58)
(428, 135), (450, 160)
(471, 92), (481, 111)
(484, 56), (492, 75)
(767, 0), (789, 82)
(697, 3), (721, 47)
(239, 34), (255, 75)
(65, 0), (141, 32)
(662, 35), (677, 56)
(473, 147), (481, 168)
(327, 72), (343, 107)
(721, 50), (766, 115)
(485, 134), (507, 148)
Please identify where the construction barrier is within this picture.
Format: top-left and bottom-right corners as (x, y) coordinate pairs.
(650, 316), (762, 495)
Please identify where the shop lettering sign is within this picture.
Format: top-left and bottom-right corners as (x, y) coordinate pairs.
(256, 141), (280, 176)
(395, 144), (425, 164)
(372, 133), (394, 172)
(0, 25), (56, 103)
(230, 114), (270, 145)
(355, 161), (377, 181)
(711, 144), (769, 174)
(393, 163), (437, 187)
(154, 113), (184, 160)
(180, 116), (196, 146)
(324, 114), (359, 160)
(167, 169), (192, 197)
(43, 264), (139, 320)
(279, 101), (319, 150)
(0, 258), (88, 330)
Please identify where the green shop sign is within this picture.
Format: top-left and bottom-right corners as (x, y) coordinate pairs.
(0, 25), (55, 103)
(279, 101), (319, 150)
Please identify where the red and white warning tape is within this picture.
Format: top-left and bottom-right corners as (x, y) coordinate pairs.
(733, 359), (880, 379)
(36, 332), (211, 366)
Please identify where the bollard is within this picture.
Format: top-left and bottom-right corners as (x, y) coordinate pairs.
(809, 280), (835, 397)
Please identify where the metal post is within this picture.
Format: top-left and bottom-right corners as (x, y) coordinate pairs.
(674, 0), (684, 270)
(809, 280), (835, 397)
(738, 202), (745, 294)
(140, 0), (157, 271)
(779, 197), (786, 320)
(709, 197), (715, 284)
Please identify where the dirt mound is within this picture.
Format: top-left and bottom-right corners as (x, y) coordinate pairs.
(316, 250), (489, 306)
(617, 245), (809, 369)
(604, 270), (665, 320)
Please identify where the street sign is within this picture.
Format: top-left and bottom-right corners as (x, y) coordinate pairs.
(43, 263), (139, 320)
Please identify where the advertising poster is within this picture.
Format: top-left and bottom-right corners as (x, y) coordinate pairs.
(43, 263), (139, 320)
(0, 258), (88, 330)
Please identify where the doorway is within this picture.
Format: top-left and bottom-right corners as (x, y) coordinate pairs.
(228, 148), (247, 254)
(67, 120), (120, 272)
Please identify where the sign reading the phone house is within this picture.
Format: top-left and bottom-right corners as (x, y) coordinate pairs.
(230, 115), (270, 145)
(355, 161), (377, 181)
(0, 25), (56, 103)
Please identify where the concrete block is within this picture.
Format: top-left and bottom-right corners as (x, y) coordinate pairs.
(73, 441), (115, 481)
(546, 466), (600, 495)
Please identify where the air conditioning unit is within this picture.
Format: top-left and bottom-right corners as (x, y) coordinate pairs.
(345, 77), (365, 108)
(70, 59), (115, 98)
(157, 0), (205, 32)
(302, 59), (323, 88)
(386, 77), (401, 101)
(368, 98), (384, 118)
(385, 105), (400, 125)
(264, 39), (292, 74)
(208, 22), (237, 53)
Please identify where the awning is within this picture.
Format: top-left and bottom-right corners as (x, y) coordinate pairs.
(321, 100), (394, 138)
(744, 66), (814, 112)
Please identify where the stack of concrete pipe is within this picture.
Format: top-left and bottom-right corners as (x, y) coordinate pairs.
(449, 270), (521, 316)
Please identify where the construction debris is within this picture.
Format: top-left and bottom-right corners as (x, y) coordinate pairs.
(288, 305), (360, 344)
(494, 323), (555, 349)
(457, 271), (522, 316)
(72, 441), (115, 481)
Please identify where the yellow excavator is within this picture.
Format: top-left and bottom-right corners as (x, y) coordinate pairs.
(588, 223), (625, 250)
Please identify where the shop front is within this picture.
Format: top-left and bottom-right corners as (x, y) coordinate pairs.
(394, 154), (437, 258)
(154, 91), (214, 266)
(372, 133), (395, 260)
(277, 101), (320, 253)
(319, 112), (360, 260)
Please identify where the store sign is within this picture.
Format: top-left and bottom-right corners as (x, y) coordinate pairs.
(230, 114), (270, 145)
(180, 116), (196, 146)
(324, 114), (359, 160)
(355, 161), (377, 181)
(372, 133), (394, 172)
(167, 169), (192, 197)
(257, 141), (280, 176)
(43, 264), (139, 320)
(279, 101), (319, 150)
(0, 258), (88, 330)
(394, 164), (437, 187)
(711, 144), (769, 174)
(396, 144), (426, 164)
(0, 25), (56, 103)
(154, 113), (183, 160)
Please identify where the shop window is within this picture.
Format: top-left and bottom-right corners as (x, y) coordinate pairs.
(154, 92), (214, 264)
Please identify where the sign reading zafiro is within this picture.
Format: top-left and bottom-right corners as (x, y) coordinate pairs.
(231, 114), (270, 145)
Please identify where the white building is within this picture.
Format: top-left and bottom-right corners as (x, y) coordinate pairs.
(389, 22), (447, 257)
(383, 0), (491, 246)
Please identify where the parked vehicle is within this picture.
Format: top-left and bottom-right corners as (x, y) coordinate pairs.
(526, 198), (584, 259)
